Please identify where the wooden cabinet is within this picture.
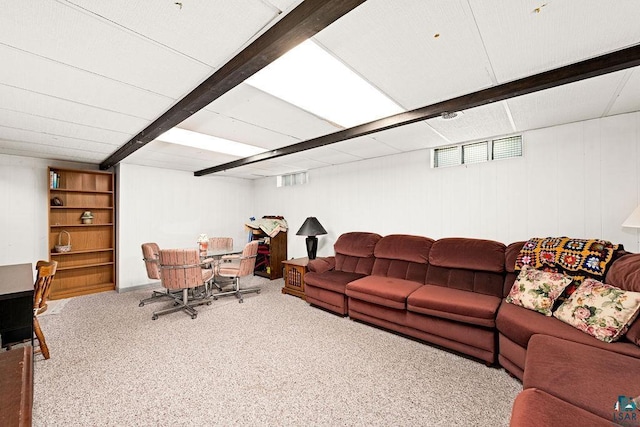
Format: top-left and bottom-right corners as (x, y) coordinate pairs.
(282, 257), (308, 299)
(48, 167), (115, 299)
(251, 229), (287, 280)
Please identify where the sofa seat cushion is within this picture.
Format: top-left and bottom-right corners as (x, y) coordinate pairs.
(496, 300), (640, 359)
(524, 334), (640, 421)
(346, 276), (423, 310)
(304, 270), (366, 295)
(510, 388), (613, 427)
(407, 285), (501, 328)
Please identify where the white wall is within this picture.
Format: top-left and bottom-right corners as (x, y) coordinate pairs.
(253, 112), (640, 258)
(0, 155), (97, 267)
(2, 111), (638, 290)
(116, 163), (255, 290)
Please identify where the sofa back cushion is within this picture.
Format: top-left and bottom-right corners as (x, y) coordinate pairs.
(606, 253), (640, 346)
(503, 241), (526, 297)
(426, 237), (506, 297)
(334, 232), (382, 275)
(371, 234), (434, 283)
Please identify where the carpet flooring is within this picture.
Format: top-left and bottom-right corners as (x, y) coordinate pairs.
(33, 276), (522, 426)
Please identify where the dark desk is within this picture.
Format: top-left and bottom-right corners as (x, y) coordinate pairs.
(0, 264), (34, 346)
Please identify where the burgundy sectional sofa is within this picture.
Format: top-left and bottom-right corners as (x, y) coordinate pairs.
(511, 334), (640, 426)
(305, 232), (381, 316)
(497, 242), (640, 380)
(304, 231), (640, 426)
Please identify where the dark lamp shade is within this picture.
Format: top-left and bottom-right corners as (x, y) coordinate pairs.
(296, 217), (327, 236)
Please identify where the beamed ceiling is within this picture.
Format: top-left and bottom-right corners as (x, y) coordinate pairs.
(1, 0), (640, 179)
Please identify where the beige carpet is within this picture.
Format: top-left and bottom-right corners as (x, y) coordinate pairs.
(34, 276), (522, 426)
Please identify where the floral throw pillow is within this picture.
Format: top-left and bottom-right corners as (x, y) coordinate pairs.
(506, 265), (573, 316)
(554, 278), (640, 343)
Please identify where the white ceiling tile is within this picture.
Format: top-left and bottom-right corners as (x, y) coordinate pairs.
(64, 0), (277, 69)
(263, 0), (305, 12)
(268, 151), (332, 170)
(315, 0), (495, 109)
(0, 45), (175, 121)
(0, 127), (116, 154)
(331, 136), (400, 159)
(207, 84), (342, 140)
(299, 146), (362, 165)
(426, 102), (514, 144)
(506, 71), (627, 131)
(0, 110), (129, 146)
(179, 108), (301, 150)
(0, 139), (109, 163)
(0, 84), (148, 134)
(608, 68), (640, 116)
(127, 141), (241, 167)
(469, 0), (640, 82)
(370, 122), (448, 150)
(0, 1), (213, 99)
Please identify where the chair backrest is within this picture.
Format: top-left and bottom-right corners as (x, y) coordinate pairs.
(236, 241), (259, 278)
(142, 242), (161, 280)
(158, 248), (203, 290)
(34, 260), (57, 314)
(208, 237), (233, 251)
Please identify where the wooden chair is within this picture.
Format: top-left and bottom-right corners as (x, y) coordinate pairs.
(33, 260), (57, 360)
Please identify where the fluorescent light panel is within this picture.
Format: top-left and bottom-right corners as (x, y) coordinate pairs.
(156, 128), (267, 157)
(246, 40), (404, 128)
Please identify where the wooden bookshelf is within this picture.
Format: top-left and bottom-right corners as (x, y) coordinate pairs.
(48, 167), (115, 299)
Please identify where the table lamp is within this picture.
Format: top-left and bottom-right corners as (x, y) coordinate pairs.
(622, 205), (640, 251)
(296, 217), (327, 259)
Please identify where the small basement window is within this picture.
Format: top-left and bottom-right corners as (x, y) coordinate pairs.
(432, 134), (522, 168)
(277, 171), (308, 187)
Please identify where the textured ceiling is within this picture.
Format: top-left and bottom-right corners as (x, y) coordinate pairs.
(1, 0), (639, 178)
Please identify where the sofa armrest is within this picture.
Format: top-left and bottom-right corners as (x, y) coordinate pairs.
(307, 256), (335, 274)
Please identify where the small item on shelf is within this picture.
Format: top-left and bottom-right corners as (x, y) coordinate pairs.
(80, 211), (94, 224)
(54, 230), (71, 253)
(51, 197), (63, 206)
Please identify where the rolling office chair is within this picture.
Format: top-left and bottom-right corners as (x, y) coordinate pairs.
(138, 242), (177, 307)
(152, 248), (214, 320)
(208, 237), (233, 251)
(213, 240), (260, 303)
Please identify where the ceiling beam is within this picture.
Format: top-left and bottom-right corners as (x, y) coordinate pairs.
(99, 0), (368, 170)
(195, 43), (640, 176)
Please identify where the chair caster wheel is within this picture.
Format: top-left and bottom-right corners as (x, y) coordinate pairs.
(173, 302), (179, 306)
(239, 299), (244, 304)
(152, 315), (158, 320)
(257, 290), (261, 294)
(207, 301), (212, 305)
(191, 314), (197, 319)
(213, 297), (218, 300)
(139, 302), (145, 307)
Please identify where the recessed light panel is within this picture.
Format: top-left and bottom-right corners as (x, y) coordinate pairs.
(156, 128), (267, 157)
(246, 40), (404, 128)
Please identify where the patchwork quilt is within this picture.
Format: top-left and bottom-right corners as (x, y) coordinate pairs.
(515, 236), (621, 297)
